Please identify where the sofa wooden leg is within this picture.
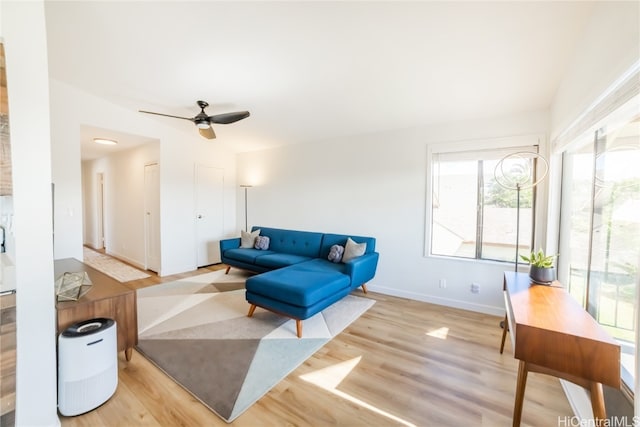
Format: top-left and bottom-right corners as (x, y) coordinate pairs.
(296, 320), (302, 338)
(361, 283), (368, 294)
(248, 304), (256, 317)
(225, 265), (231, 274)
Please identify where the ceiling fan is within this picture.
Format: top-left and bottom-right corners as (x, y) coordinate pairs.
(139, 100), (250, 139)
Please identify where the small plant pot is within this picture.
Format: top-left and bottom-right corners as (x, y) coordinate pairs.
(529, 266), (556, 285)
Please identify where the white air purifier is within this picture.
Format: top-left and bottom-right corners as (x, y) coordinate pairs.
(58, 318), (118, 416)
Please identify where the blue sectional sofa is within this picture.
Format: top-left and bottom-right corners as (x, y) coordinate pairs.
(220, 226), (379, 337)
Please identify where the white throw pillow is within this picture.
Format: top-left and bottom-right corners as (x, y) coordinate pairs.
(342, 237), (366, 263)
(240, 229), (260, 248)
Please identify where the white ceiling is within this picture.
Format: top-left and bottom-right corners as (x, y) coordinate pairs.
(44, 1), (595, 156)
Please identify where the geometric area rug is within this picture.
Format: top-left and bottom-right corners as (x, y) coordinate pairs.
(136, 269), (375, 423)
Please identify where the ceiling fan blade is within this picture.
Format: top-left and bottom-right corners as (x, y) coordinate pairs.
(198, 126), (216, 140)
(139, 110), (194, 122)
(209, 111), (250, 124)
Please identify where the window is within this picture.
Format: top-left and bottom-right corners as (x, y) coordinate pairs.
(430, 144), (540, 263)
(559, 116), (640, 390)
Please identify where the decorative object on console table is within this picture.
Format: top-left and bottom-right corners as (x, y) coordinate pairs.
(519, 249), (557, 285)
(55, 271), (93, 301)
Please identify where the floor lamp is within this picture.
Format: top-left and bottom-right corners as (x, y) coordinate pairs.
(494, 151), (548, 271)
(495, 152), (548, 334)
(240, 185), (252, 231)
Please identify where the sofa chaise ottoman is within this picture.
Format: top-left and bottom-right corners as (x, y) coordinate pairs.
(219, 226), (379, 337)
(246, 266), (351, 337)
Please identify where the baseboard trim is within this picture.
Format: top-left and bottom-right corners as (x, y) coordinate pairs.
(368, 285), (504, 316)
(560, 380), (592, 420)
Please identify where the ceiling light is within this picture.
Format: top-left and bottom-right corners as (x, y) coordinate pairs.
(93, 138), (117, 145)
(195, 120), (210, 129)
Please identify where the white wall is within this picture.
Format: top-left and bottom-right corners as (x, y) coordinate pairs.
(82, 141), (160, 268)
(551, 0), (640, 139)
(50, 80), (238, 276)
(238, 110), (549, 315)
(1, 1), (59, 425)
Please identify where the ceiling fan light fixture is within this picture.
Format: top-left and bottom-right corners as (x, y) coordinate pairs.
(93, 138), (117, 145)
(138, 100), (249, 140)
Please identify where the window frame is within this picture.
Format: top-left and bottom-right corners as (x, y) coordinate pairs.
(550, 63), (640, 401)
(557, 113), (640, 394)
(425, 134), (546, 262)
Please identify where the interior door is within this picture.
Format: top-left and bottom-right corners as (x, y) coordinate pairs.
(195, 165), (224, 267)
(144, 163), (160, 272)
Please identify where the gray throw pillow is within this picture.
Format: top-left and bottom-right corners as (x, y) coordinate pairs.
(342, 237), (366, 263)
(254, 235), (270, 250)
(240, 229), (260, 248)
(327, 244), (344, 263)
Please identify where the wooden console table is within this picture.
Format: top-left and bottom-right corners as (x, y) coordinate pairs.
(500, 271), (620, 426)
(55, 258), (138, 361)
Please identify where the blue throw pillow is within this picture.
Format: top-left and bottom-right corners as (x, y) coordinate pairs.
(327, 244), (344, 263)
(254, 235), (270, 250)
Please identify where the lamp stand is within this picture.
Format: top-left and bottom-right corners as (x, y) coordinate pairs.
(494, 152), (548, 333)
(240, 185), (252, 232)
(515, 184), (520, 273)
(243, 187), (248, 232)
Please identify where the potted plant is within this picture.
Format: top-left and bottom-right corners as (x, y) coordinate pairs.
(520, 249), (557, 284)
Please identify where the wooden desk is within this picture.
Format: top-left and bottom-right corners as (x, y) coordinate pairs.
(501, 271), (620, 426)
(55, 258), (138, 361)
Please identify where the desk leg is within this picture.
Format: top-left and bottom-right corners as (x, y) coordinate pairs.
(500, 314), (508, 354)
(125, 348), (133, 361)
(589, 382), (606, 422)
(513, 360), (528, 427)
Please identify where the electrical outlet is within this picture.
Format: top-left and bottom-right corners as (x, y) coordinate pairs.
(439, 279), (447, 289)
(470, 283), (480, 293)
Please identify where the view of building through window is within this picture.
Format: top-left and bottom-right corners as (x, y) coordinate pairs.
(560, 117), (640, 389)
(431, 149), (535, 262)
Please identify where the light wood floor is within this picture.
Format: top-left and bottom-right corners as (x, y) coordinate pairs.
(57, 262), (572, 427)
(0, 292), (16, 426)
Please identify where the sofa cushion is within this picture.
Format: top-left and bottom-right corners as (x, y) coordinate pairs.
(254, 253), (313, 269)
(342, 237), (367, 263)
(252, 226), (323, 258)
(240, 229), (260, 248)
(224, 248), (275, 264)
(246, 267), (350, 307)
(294, 258), (347, 275)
